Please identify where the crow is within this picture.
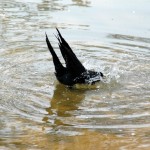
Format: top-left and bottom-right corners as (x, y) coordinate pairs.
(46, 28), (104, 86)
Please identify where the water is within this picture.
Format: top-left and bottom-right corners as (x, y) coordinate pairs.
(0, 0), (150, 149)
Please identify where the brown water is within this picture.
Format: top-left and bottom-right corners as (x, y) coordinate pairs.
(0, 0), (150, 149)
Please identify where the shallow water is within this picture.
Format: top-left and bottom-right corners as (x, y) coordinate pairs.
(0, 0), (150, 149)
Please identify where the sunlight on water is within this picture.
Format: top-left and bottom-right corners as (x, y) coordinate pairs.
(0, 0), (150, 149)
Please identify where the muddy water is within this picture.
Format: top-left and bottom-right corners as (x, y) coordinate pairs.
(0, 0), (150, 149)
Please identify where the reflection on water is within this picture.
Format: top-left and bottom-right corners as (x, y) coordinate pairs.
(0, 0), (150, 149)
(43, 84), (85, 126)
(72, 0), (91, 7)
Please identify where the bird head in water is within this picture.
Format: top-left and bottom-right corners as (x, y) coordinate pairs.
(46, 28), (104, 86)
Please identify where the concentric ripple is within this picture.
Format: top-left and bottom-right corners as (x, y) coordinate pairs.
(0, 0), (150, 149)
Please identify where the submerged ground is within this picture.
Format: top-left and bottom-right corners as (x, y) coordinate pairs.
(0, 0), (150, 149)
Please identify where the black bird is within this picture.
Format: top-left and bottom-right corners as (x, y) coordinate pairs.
(46, 28), (104, 86)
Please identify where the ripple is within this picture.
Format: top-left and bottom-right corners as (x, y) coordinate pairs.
(74, 124), (150, 129)
(1, 0), (150, 149)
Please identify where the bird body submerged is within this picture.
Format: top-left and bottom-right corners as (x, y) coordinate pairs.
(46, 28), (104, 86)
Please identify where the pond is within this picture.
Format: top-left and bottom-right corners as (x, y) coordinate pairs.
(0, 0), (150, 149)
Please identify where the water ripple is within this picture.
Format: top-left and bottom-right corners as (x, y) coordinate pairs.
(0, 0), (150, 149)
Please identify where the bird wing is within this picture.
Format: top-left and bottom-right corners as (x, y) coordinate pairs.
(56, 28), (86, 76)
(46, 33), (66, 76)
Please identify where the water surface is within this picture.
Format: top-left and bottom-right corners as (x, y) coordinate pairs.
(0, 0), (150, 149)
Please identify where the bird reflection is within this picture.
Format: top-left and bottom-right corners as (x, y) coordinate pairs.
(42, 84), (85, 126)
